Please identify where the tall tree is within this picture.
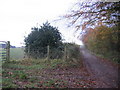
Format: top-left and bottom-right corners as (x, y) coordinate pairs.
(24, 22), (63, 58)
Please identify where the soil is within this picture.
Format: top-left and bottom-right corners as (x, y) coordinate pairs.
(80, 46), (118, 88)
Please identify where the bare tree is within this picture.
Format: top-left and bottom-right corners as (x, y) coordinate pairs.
(64, 1), (120, 30)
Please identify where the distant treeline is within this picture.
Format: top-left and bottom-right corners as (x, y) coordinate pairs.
(0, 44), (16, 48)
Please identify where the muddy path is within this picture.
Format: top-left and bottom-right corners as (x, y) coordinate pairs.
(80, 46), (118, 88)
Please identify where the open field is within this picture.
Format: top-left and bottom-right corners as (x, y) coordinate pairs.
(10, 48), (25, 60)
(0, 47), (25, 61)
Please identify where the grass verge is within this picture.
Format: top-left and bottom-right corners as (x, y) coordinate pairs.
(2, 57), (83, 88)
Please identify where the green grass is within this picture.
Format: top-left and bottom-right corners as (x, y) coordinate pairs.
(2, 78), (18, 88)
(10, 48), (25, 60)
(1, 56), (74, 88)
(2, 58), (82, 88)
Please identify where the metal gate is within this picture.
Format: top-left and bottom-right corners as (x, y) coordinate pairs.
(0, 41), (10, 62)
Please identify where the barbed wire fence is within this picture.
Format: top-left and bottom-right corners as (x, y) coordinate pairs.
(26, 44), (81, 63)
(26, 45), (65, 60)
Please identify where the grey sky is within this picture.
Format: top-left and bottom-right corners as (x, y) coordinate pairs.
(0, 0), (84, 46)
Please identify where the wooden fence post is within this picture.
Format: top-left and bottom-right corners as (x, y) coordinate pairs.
(28, 46), (30, 58)
(6, 41), (10, 61)
(47, 45), (50, 60)
(64, 46), (67, 61)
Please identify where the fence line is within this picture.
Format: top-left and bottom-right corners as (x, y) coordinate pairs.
(27, 45), (69, 60)
(26, 43), (80, 61)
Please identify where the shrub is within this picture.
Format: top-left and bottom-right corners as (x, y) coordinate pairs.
(64, 43), (82, 66)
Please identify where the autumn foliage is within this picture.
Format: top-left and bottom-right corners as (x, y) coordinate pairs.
(82, 24), (119, 63)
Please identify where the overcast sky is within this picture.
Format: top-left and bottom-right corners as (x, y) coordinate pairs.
(0, 0), (83, 47)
